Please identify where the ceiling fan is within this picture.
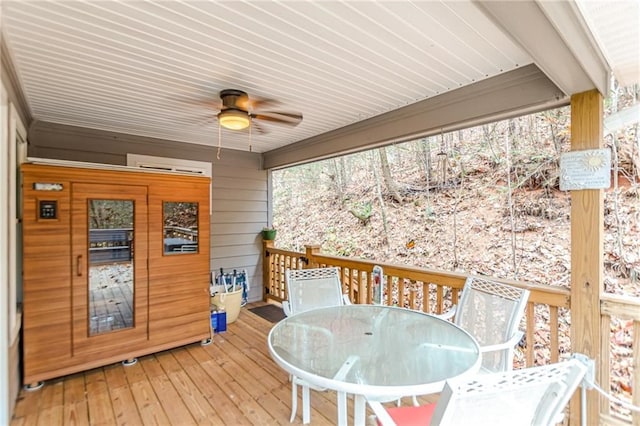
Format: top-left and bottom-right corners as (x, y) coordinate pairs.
(216, 89), (303, 132)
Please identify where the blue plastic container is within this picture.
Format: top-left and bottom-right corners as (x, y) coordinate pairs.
(217, 310), (227, 332)
(210, 310), (217, 331)
(210, 309), (227, 333)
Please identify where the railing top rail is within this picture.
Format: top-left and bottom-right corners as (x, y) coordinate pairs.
(601, 293), (640, 320)
(265, 245), (571, 307)
(312, 253), (466, 279)
(263, 246), (303, 257)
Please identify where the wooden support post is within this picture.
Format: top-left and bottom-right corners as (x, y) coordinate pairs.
(262, 239), (274, 302)
(569, 89), (603, 425)
(305, 244), (322, 268)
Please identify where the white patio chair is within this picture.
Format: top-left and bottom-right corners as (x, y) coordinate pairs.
(368, 358), (587, 426)
(439, 276), (530, 373)
(282, 267), (351, 424)
(282, 267), (351, 317)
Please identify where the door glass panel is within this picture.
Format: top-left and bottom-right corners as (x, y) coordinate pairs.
(88, 199), (134, 336)
(163, 202), (198, 255)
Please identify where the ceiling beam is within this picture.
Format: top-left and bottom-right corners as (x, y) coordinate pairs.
(474, 0), (610, 97)
(263, 64), (566, 170)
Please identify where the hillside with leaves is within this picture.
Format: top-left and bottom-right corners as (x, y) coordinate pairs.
(273, 84), (639, 297)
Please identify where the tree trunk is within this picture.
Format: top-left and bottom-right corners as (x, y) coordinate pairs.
(331, 157), (346, 203)
(482, 124), (500, 166)
(378, 147), (402, 203)
(417, 138), (432, 185)
(338, 156), (348, 189)
(371, 151), (389, 245)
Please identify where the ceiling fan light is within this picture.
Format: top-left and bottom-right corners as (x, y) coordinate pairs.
(218, 109), (250, 130)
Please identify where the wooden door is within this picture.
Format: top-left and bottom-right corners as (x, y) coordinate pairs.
(71, 183), (149, 357)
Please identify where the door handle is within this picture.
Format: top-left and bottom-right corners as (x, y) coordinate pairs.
(76, 255), (83, 276)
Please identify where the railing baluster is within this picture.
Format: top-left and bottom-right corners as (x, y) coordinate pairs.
(549, 306), (559, 363)
(409, 287), (417, 310)
(525, 303), (535, 367)
(601, 313), (612, 420)
(434, 283), (442, 314)
(632, 320), (639, 426)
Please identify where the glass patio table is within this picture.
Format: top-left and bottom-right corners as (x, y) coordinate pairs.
(268, 304), (481, 425)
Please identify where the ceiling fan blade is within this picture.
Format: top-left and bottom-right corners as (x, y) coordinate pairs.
(250, 120), (268, 135)
(227, 96), (278, 113)
(175, 95), (221, 110)
(193, 115), (217, 126)
(253, 111), (303, 126)
(247, 97), (280, 111)
(219, 90), (278, 112)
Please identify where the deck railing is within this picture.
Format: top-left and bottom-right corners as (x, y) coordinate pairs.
(263, 241), (638, 425)
(263, 242), (570, 367)
(598, 294), (639, 425)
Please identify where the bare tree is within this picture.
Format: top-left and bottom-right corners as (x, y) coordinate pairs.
(543, 108), (566, 157)
(331, 157), (348, 203)
(371, 151), (389, 245)
(504, 130), (522, 279)
(416, 137), (433, 184)
(338, 156), (349, 189)
(482, 124), (501, 166)
(378, 147), (402, 203)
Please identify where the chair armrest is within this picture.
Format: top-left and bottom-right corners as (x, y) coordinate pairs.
(282, 301), (292, 317)
(479, 330), (524, 354)
(433, 304), (457, 321)
(342, 294), (352, 305)
(366, 400), (396, 426)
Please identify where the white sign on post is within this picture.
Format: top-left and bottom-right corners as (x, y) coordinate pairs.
(559, 148), (611, 191)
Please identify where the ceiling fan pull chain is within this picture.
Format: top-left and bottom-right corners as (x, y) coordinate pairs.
(217, 122), (222, 160)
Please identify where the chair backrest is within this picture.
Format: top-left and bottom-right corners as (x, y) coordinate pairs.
(455, 276), (530, 372)
(431, 359), (587, 426)
(285, 267), (344, 315)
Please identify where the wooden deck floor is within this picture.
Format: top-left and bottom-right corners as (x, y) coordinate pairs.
(11, 302), (356, 425)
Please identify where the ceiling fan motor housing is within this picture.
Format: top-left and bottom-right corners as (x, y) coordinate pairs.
(220, 89), (249, 110)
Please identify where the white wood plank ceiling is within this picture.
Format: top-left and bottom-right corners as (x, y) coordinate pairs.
(1, 1), (637, 154)
(576, 0), (640, 88)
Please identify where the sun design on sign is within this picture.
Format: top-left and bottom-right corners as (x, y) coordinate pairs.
(582, 151), (606, 172)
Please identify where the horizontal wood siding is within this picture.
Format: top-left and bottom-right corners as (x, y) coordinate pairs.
(27, 121), (268, 303)
(212, 150), (268, 302)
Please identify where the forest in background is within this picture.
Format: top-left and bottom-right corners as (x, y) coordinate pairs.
(272, 82), (639, 297)
(272, 82), (638, 416)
